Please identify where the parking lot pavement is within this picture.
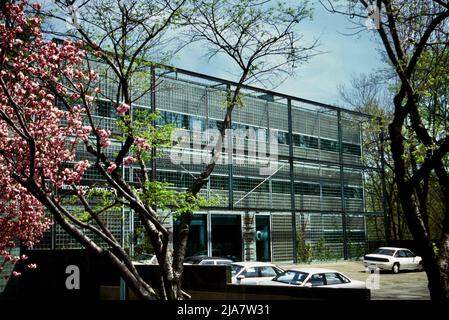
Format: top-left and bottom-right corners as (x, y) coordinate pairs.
(278, 260), (430, 300)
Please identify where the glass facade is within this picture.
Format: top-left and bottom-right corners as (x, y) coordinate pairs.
(29, 63), (385, 262)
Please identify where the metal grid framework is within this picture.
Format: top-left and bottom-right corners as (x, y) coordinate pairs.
(0, 247), (19, 293)
(31, 62), (385, 262)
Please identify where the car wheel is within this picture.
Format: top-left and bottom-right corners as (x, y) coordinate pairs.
(392, 263), (400, 274)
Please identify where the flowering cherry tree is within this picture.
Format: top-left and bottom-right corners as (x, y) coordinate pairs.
(0, 0), (194, 300)
(0, 1), (85, 266)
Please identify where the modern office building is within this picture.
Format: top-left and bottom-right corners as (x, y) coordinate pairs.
(27, 63), (385, 263)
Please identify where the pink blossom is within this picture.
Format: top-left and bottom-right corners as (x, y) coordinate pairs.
(28, 17), (40, 25)
(0, 2), (84, 262)
(96, 128), (111, 148)
(107, 163), (117, 173)
(89, 71), (99, 81)
(123, 156), (135, 166)
(27, 263), (37, 269)
(74, 160), (91, 177)
(134, 137), (150, 150)
(76, 126), (92, 141)
(12, 271), (21, 277)
(116, 102), (130, 115)
(32, 3), (42, 11)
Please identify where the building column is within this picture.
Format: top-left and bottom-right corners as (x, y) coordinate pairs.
(337, 110), (349, 260)
(242, 212), (256, 261)
(150, 66), (157, 181)
(287, 98), (297, 263)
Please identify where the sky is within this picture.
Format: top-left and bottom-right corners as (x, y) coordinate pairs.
(44, 0), (386, 107)
(171, 1), (386, 107)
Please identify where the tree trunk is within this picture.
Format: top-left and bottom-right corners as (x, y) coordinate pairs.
(389, 101), (449, 301)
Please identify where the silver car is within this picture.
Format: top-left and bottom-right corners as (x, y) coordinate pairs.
(231, 262), (284, 284)
(262, 268), (366, 289)
(363, 247), (423, 273)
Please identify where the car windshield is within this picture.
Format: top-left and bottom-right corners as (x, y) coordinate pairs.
(374, 248), (395, 256)
(273, 270), (309, 285)
(231, 265), (244, 276)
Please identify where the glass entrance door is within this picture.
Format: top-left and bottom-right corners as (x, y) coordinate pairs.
(173, 214), (207, 257)
(256, 215), (271, 261)
(211, 214), (242, 261)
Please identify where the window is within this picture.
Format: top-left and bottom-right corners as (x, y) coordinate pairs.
(308, 274), (325, 287)
(208, 119), (224, 131)
(395, 250), (407, 258)
(233, 177), (268, 193)
(215, 260), (232, 265)
(343, 142), (361, 156)
(190, 116), (206, 131)
(320, 139), (338, 152)
(231, 265), (244, 277)
(295, 182), (320, 196)
(157, 171), (196, 188)
(274, 271), (309, 284)
(324, 273), (348, 285)
(322, 185), (341, 197)
(404, 250), (415, 258)
(272, 180), (290, 194)
(210, 175), (228, 190)
(303, 136), (319, 149)
(97, 100), (115, 118)
(242, 267), (259, 278)
(292, 134), (319, 149)
(277, 131), (290, 145)
(374, 248), (395, 256)
(260, 266), (278, 277)
(292, 134), (302, 147)
(157, 110), (192, 129)
(344, 187), (363, 199)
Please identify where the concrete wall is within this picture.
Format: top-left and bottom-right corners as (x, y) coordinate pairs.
(0, 249), (369, 300)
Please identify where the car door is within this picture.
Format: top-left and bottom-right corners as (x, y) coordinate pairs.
(259, 266), (281, 281)
(306, 273), (325, 287)
(393, 250), (404, 269)
(404, 250), (418, 269)
(396, 250), (412, 269)
(239, 266), (280, 284)
(237, 267), (260, 284)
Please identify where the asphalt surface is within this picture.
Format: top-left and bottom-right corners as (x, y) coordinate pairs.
(278, 260), (430, 300)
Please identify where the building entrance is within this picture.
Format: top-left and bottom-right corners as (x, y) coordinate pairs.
(211, 214), (242, 261)
(256, 215), (271, 261)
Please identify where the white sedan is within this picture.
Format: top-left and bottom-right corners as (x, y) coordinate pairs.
(261, 268), (366, 289)
(231, 262), (284, 284)
(363, 247), (423, 274)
